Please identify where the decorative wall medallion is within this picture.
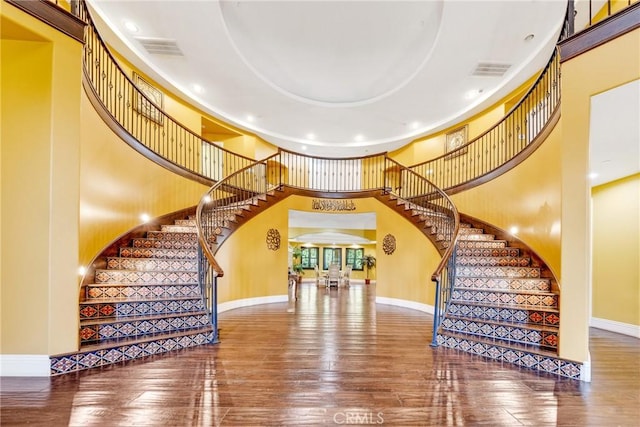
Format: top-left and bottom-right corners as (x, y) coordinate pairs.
(383, 234), (396, 255)
(266, 229), (281, 251)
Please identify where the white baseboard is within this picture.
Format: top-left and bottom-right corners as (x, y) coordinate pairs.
(580, 356), (592, 382)
(590, 317), (640, 338)
(375, 297), (434, 315)
(0, 355), (50, 377)
(218, 295), (289, 313)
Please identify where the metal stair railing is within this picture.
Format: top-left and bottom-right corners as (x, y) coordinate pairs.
(75, 0), (255, 186)
(195, 150), (460, 345)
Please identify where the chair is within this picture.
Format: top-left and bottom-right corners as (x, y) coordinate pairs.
(326, 264), (340, 287)
(314, 265), (326, 286)
(341, 265), (352, 287)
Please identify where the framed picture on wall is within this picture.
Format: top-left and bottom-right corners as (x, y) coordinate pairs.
(445, 125), (468, 159)
(323, 248), (342, 270)
(345, 248), (364, 271)
(132, 71), (164, 125)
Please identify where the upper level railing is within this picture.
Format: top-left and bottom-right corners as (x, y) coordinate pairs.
(195, 149), (459, 339)
(75, 1), (255, 186)
(196, 149), (459, 275)
(409, 46), (562, 194)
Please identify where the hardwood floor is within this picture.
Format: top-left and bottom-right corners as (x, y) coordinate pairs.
(2, 284), (639, 426)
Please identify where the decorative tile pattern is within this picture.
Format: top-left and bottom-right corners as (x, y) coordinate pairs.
(50, 331), (214, 375)
(457, 240), (507, 249)
(146, 231), (198, 241)
(94, 269), (198, 284)
(79, 297), (205, 319)
(456, 247), (520, 257)
(456, 256), (531, 267)
(458, 234), (495, 241)
(456, 266), (541, 278)
(441, 317), (558, 349)
(119, 247), (197, 259)
(132, 238), (198, 249)
(106, 258), (198, 271)
(86, 283), (201, 300)
(436, 334), (581, 379)
(447, 302), (560, 326)
(455, 277), (551, 292)
(160, 225), (196, 233)
(79, 313), (210, 344)
(451, 289), (558, 308)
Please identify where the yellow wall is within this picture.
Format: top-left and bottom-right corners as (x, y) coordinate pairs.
(1, 7), (82, 355)
(592, 174), (640, 326)
(215, 196), (441, 305)
(78, 93), (208, 269)
(390, 74), (537, 166)
(560, 28), (640, 362)
(451, 122), (562, 278)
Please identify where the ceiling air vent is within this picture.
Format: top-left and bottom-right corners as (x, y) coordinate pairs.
(472, 62), (511, 77)
(135, 37), (183, 56)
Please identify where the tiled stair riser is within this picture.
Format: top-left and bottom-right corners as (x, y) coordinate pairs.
(458, 234), (495, 241)
(132, 238), (198, 249)
(456, 247), (520, 257)
(456, 266), (541, 278)
(120, 247), (197, 259)
(447, 302), (560, 326)
(457, 240), (507, 249)
(441, 317), (559, 349)
(106, 257), (197, 271)
(435, 334), (580, 379)
(174, 219), (197, 226)
(94, 269), (198, 284)
(79, 298), (205, 320)
(51, 332), (213, 375)
(454, 277), (551, 292)
(86, 283), (202, 300)
(456, 256), (531, 267)
(160, 225), (196, 233)
(451, 289), (558, 308)
(80, 313), (210, 344)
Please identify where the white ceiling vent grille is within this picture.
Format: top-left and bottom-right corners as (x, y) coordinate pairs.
(135, 37), (183, 56)
(472, 62), (511, 77)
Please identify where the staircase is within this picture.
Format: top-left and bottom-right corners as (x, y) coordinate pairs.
(436, 223), (581, 379)
(50, 218), (214, 375)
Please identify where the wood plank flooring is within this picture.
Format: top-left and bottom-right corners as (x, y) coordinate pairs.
(2, 283), (639, 426)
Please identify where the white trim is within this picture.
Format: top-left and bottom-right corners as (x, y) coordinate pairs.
(580, 354), (592, 382)
(375, 297), (434, 314)
(218, 295), (289, 313)
(590, 317), (640, 338)
(0, 355), (50, 377)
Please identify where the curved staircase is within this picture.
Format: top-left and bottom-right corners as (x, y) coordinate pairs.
(51, 217), (214, 375)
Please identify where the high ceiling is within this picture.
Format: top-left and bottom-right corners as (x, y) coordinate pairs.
(87, 0), (567, 157)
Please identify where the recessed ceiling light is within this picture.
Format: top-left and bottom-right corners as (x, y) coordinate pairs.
(465, 89), (484, 100)
(411, 122), (420, 130)
(589, 172), (599, 179)
(301, 145), (307, 151)
(246, 115), (255, 122)
(306, 133), (316, 140)
(192, 84), (204, 94)
(524, 33), (535, 42)
(354, 134), (364, 142)
(124, 21), (139, 33)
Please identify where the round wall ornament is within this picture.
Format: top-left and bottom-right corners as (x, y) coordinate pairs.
(266, 228), (281, 251)
(382, 233), (396, 255)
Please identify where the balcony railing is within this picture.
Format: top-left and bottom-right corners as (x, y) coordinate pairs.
(195, 149), (460, 343)
(75, 1), (255, 186)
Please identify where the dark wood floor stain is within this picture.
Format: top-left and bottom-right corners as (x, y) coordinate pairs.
(2, 284), (639, 426)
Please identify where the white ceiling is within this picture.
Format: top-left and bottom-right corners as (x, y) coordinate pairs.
(289, 210), (376, 244)
(87, 0), (566, 157)
(589, 79), (640, 187)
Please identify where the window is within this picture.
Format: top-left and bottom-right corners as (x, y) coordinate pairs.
(345, 248), (364, 271)
(323, 248), (342, 270)
(300, 247), (319, 270)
